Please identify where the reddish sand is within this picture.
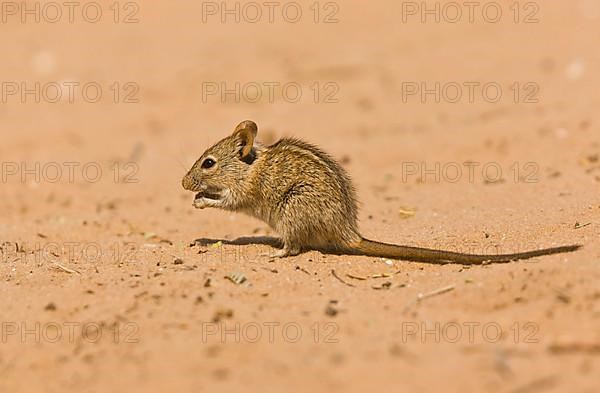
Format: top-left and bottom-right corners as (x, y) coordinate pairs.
(1, 1), (598, 392)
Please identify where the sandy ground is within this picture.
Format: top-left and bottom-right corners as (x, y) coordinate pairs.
(1, 1), (599, 392)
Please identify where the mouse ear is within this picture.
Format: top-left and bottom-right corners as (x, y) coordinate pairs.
(232, 120), (258, 158)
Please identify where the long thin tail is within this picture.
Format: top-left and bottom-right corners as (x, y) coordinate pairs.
(349, 238), (581, 265)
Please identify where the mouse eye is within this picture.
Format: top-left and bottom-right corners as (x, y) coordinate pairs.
(201, 158), (216, 169)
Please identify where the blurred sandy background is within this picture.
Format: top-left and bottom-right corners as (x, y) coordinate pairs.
(1, 1), (599, 392)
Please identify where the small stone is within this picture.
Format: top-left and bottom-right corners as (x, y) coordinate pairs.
(325, 300), (339, 317)
(225, 272), (247, 285)
(212, 309), (234, 322)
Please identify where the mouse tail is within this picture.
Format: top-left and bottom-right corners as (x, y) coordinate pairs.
(348, 238), (581, 265)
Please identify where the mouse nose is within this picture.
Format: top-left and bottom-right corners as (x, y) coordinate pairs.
(182, 175), (194, 191)
(182, 174), (204, 192)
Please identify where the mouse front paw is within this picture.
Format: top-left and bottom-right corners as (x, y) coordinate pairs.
(192, 198), (209, 209)
(193, 197), (222, 209)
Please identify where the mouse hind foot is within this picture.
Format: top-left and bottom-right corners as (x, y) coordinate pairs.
(260, 243), (302, 259)
(274, 246), (301, 258)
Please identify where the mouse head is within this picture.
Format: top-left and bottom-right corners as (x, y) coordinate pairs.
(182, 120), (258, 209)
